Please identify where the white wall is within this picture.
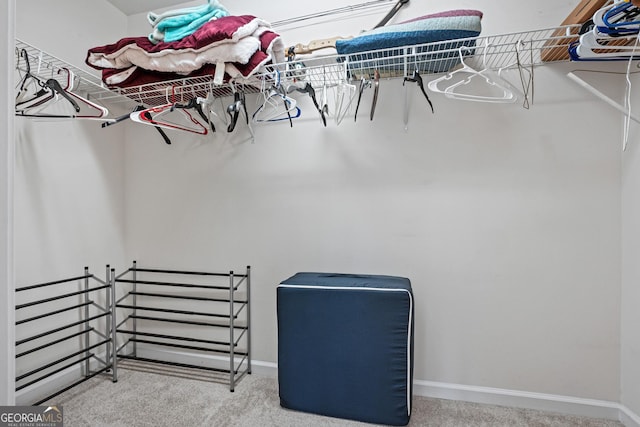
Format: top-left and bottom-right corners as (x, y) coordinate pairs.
(14, 0), (128, 293)
(0, 0), (15, 407)
(7, 0), (631, 414)
(622, 75), (640, 418)
(13, 0), (128, 402)
(123, 0), (622, 402)
(129, 0), (578, 39)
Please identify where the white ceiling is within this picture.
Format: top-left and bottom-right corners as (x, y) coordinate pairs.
(106, 0), (191, 16)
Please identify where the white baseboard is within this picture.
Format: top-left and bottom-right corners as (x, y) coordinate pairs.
(137, 347), (634, 424)
(16, 366), (80, 406)
(620, 404), (640, 427)
(413, 379), (626, 422)
(15, 357), (114, 406)
(16, 346), (640, 427)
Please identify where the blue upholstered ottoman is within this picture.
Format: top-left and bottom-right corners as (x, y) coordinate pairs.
(277, 272), (414, 426)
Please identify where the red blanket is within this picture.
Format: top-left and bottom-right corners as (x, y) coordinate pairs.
(86, 15), (284, 87)
(102, 30), (282, 88)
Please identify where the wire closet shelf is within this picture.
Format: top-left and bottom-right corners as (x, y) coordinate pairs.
(16, 25), (581, 110)
(15, 39), (137, 110)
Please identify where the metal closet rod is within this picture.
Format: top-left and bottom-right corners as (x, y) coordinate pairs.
(567, 71), (640, 124)
(271, 0), (395, 27)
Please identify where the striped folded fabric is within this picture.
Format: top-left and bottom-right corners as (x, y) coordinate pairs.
(335, 9), (483, 55)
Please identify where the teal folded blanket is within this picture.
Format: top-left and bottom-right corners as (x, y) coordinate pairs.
(148, 0), (229, 44)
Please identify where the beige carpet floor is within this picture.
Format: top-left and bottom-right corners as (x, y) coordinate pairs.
(42, 362), (624, 427)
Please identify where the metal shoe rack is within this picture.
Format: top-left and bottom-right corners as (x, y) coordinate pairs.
(113, 262), (251, 392)
(14, 266), (117, 405)
(14, 262), (250, 404)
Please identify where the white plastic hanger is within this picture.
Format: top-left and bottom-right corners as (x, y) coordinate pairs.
(131, 104), (208, 135)
(427, 45), (517, 103)
(197, 92), (226, 133)
(15, 77), (80, 117)
(602, 0), (640, 30)
(253, 88), (300, 124)
(15, 65), (110, 120)
(571, 0), (640, 62)
(57, 68), (109, 119)
(252, 72), (300, 125)
(130, 87), (208, 135)
(575, 29), (640, 59)
(334, 78), (357, 126)
(593, 1), (626, 30)
(319, 66), (330, 126)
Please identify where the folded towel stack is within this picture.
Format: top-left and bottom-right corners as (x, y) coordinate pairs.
(86, 15), (285, 88)
(148, 0), (230, 44)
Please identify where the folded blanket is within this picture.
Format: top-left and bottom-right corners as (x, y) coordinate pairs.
(148, 0), (229, 44)
(101, 30), (284, 88)
(335, 9), (482, 55)
(147, 0), (218, 25)
(102, 63), (225, 89)
(87, 15), (277, 84)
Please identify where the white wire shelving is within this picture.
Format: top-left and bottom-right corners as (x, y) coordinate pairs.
(15, 24), (586, 111)
(15, 39), (138, 114)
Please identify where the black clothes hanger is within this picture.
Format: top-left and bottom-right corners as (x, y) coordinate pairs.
(227, 90), (248, 133)
(370, 70), (380, 121)
(403, 70), (434, 114)
(15, 48), (79, 115)
(102, 105), (172, 145)
(16, 49), (34, 102)
(137, 107), (171, 145)
(354, 76), (371, 122)
(296, 83), (327, 126)
(46, 79), (80, 112)
(131, 98), (208, 138)
(15, 81), (54, 112)
(373, 0), (410, 28)
(15, 78), (81, 117)
(171, 98), (214, 132)
(16, 54), (107, 119)
(141, 110), (172, 144)
(15, 50), (80, 117)
(15, 49), (57, 112)
(252, 84), (299, 127)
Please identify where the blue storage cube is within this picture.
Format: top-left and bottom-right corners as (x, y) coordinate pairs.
(277, 272), (414, 426)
